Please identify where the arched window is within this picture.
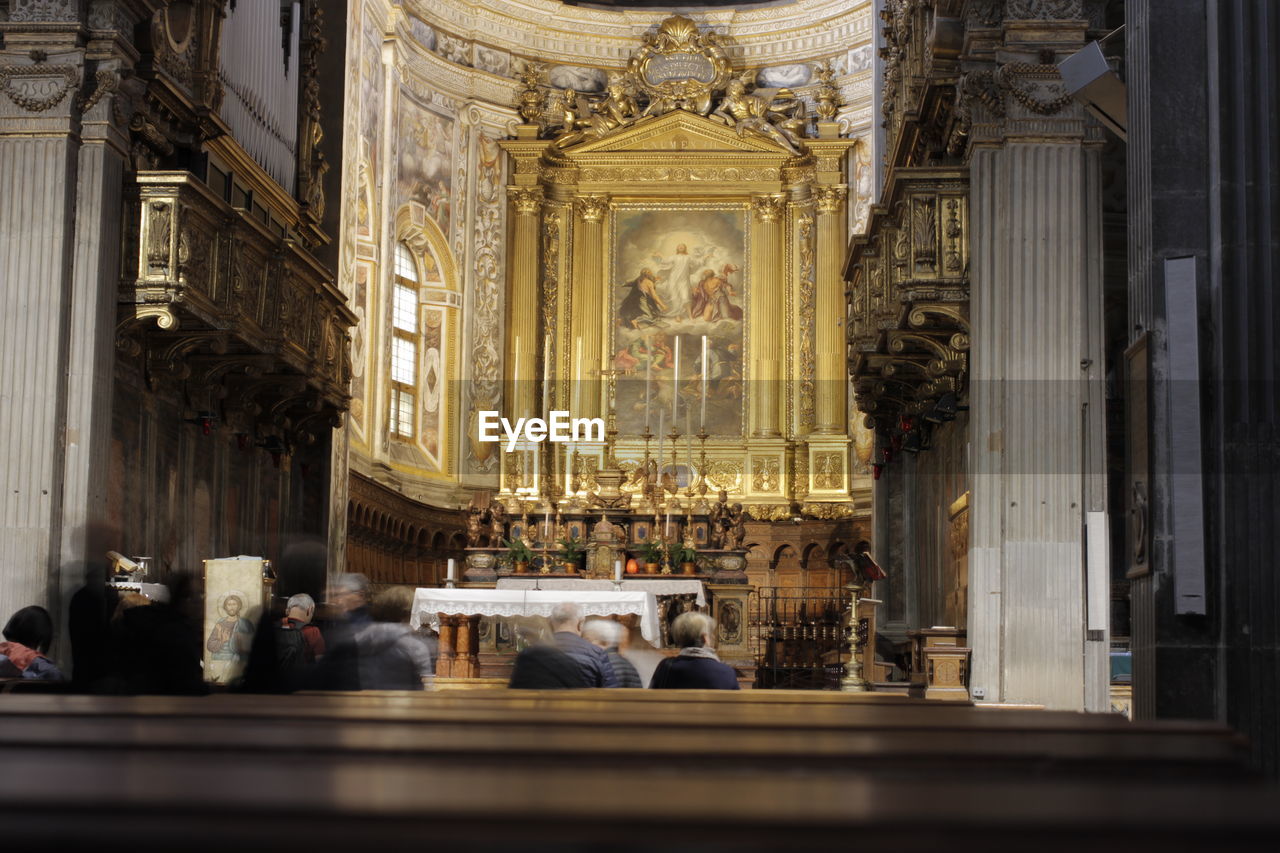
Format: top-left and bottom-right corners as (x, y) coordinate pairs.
(389, 243), (419, 439)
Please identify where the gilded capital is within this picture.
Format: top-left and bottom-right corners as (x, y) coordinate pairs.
(751, 194), (786, 224)
(509, 187), (543, 216)
(815, 185), (849, 215)
(575, 195), (610, 223)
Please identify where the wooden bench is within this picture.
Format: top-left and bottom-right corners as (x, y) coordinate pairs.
(0, 691), (1274, 851)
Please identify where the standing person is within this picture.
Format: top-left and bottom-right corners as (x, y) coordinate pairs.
(582, 619), (642, 688)
(354, 586), (435, 690)
(0, 606), (64, 681)
(330, 573), (372, 626)
(649, 611), (739, 690)
(549, 602), (619, 688)
(279, 593), (326, 667)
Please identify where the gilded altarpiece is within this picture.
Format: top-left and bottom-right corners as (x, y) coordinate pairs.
(500, 108), (857, 511)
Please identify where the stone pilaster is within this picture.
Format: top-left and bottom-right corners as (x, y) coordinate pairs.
(813, 185), (849, 435)
(749, 194), (785, 438)
(571, 194), (608, 421)
(505, 187), (542, 420)
(0, 1), (144, 654)
(968, 136), (1108, 712)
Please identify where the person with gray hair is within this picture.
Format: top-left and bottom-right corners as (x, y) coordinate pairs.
(280, 593), (325, 665)
(548, 602), (619, 687)
(649, 611), (739, 690)
(582, 618), (642, 688)
(330, 573), (371, 625)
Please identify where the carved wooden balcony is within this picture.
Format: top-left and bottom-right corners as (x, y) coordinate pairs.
(118, 171), (355, 433)
(845, 166), (969, 429)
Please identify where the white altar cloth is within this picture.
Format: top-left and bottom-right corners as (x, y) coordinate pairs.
(496, 577), (706, 607)
(411, 588), (661, 644)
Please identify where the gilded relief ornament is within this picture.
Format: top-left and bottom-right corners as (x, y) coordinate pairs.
(629, 14), (731, 116)
(516, 62), (546, 124)
(812, 60), (841, 121)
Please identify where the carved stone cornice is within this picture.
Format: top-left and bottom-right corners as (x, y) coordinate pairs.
(574, 194), (609, 223)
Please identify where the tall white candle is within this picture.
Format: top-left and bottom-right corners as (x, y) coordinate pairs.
(565, 448), (573, 494)
(672, 335), (680, 424)
(447, 558), (456, 581)
(573, 337), (583, 412)
(644, 336), (652, 432)
(700, 335), (708, 431)
(614, 559), (622, 582)
(657, 410), (665, 475)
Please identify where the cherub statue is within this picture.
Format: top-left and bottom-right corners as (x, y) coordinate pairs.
(488, 502), (508, 545)
(709, 489), (730, 548)
(725, 502), (747, 550)
(466, 505), (484, 547)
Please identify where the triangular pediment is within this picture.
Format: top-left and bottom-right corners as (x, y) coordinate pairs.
(565, 110), (790, 157)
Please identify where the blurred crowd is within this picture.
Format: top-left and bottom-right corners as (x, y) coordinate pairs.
(1, 573), (739, 693)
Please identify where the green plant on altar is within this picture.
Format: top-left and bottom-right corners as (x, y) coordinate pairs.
(557, 537), (585, 563)
(668, 543), (697, 565)
(504, 537), (536, 565)
(636, 540), (665, 565)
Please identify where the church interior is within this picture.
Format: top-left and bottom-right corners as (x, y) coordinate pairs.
(0, 0), (1278, 848)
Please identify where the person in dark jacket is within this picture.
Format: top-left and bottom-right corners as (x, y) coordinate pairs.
(508, 644), (587, 689)
(649, 611), (739, 690)
(582, 618), (642, 688)
(354, 586), (435, 690)
(549, 602), (618, 687)
(0, 606), (64, 681)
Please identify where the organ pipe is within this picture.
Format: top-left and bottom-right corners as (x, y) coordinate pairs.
(218, 1), (302, 193)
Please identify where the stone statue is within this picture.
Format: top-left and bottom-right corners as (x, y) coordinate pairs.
(711, 76), (804, 155)
(552, 76), (639, 149)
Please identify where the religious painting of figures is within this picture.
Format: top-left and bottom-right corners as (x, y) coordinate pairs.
(202, 557), (269, 686)
(611, 207), (747, 437)
(359, 14), (383, 186)
(396, 89), (454, 235)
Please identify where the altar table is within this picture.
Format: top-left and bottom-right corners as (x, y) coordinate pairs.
(495, 577), (706, 607)
(411, 587), (661, 645)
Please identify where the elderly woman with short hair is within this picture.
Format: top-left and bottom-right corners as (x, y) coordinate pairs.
(648, 611), (739, 690)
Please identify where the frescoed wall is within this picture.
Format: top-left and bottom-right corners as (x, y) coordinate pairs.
(396, 90), (454, 235)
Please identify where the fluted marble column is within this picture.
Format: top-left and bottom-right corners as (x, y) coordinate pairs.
(750, 194), (786, 437)
(813, 185), (849, 435)
(571, 195), (608, 421)
(505, 187), (542, 419)
(968, 140), (1108, 712)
